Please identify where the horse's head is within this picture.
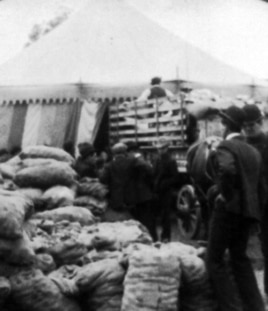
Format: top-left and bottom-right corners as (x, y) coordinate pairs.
(187, 136), (222, 194)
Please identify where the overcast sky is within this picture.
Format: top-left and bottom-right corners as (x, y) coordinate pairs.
(0, 0), (267, 80)
(0, 0), (85, 65)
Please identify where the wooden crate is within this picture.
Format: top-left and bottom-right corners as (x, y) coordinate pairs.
(109, 97), (188, 148)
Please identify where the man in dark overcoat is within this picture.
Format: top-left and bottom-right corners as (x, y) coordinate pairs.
(126, 141), (157, 241)
(242, 104), (268, 299)
(206, 105), (265, 311)
(99, 142), (137, 212)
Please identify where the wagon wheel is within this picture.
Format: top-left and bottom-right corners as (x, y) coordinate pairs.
(175, 185), (201, 240)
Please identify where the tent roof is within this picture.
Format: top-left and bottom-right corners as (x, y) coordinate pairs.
(0, 0), (266, 101)
(127, 0), (268, 80)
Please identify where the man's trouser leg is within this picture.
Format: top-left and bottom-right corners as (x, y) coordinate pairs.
(260, 208), (268, 296)
(160, 191), (172, 241)
(229, 216), (264, 311)
(137, 200), (158, 242)
(206, 208), (244, 311)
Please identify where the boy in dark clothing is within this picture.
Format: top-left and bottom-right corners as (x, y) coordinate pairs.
(153, 138), (178, 242)
(74, 142), (98, 179)
(126, 141), (157, 241)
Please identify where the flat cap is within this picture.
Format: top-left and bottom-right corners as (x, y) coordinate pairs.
(155, 137), (170, 149)
(112, 142), (127, 154)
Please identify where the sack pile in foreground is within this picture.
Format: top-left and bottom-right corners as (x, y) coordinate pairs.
(0, 146), (218, 311)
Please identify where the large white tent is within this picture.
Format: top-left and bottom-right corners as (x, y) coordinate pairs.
(127, 0), (268, 80)
(0, 0), (266, 103)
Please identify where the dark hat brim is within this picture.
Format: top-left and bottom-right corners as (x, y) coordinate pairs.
(244, 115), (262, 124)
(219, 110), (240, 127)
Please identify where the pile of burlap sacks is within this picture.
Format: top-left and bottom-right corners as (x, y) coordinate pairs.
(0, 146), (218, 311)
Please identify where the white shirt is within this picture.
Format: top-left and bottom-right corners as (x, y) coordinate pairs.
(225, 133), (240, 140)
(137, 84), (174, 102)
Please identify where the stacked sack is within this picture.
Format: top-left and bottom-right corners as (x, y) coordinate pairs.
(0, 145), (220, 311)
(121, 243), (181, 311)
(0, 277), (11, 311)
(30, 219), (152, 267)
(75, 258), (126, 311)
(0, 189), (36, 308)
(0, 146), (108, 218)
(0, 190), (35, 267)
(7, 268), (81, 311)
(162, 242), (218, 311)
(0, 146), (78, 205)
(75, 177), (108, 216)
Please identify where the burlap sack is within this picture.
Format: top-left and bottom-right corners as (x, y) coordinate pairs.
(77, 178), (108, 199)
(121, 244), (181, 311)
(0, 260), (25, 278)
(16, 187), (44, 209)
(74, 196), (107, 216)
(0, 190), (34, 239)
(14, 162), (77, 189)
(49, 276), (79, 297)
(0, 277), (11, 307)
(9, 268), (81, 311)
(20, 158), (63, 168)
(41, 186), (76, 210)
(77, 249), (123, 266)
(0, 231), (35, 266)
(91, 221), (153, 251)
(35, 253), (56, 274)
(20, 146), (75, 165)
(48, 239), (88, 265)
(161, 243), (218, 311)
(1, 180), (18, 191)
(75, 258), (126, 311)
(33, 206), (97, 225)
(0, 164), (16, 179)
(49, 265), (79, 280)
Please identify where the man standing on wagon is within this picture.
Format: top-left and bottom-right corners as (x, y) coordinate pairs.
(137, 77), (174, 101)
(206, 105), (265, 311)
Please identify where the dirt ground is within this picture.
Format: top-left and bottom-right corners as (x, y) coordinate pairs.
(248, 234), (268, 309)
(103, 208), (268, 308)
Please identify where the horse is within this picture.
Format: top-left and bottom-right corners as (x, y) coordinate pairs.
(186, 136), (222, 238)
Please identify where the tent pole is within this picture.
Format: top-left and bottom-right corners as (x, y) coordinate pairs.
(175, 66), (185, 145)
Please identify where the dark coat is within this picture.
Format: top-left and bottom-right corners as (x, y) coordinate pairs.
(99, 154), (137, 210)
(148, 86), (167, 99)
(212, 135), (263, 221)
(74, 156), (98, 179)
(153, 151), (178, 194)
(246, 131), (268, 215)
(247, 132), (268, 183)
(131, 156), (153, 204)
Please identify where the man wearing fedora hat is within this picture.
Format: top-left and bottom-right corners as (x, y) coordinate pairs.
(206, 105), (265, 311)
(242, 104), (268, 299)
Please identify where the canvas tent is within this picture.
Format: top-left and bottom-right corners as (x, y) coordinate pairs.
(127, 0), (268, 81)
(0, 0), (267, 151)
(0, 0), (267, 100)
